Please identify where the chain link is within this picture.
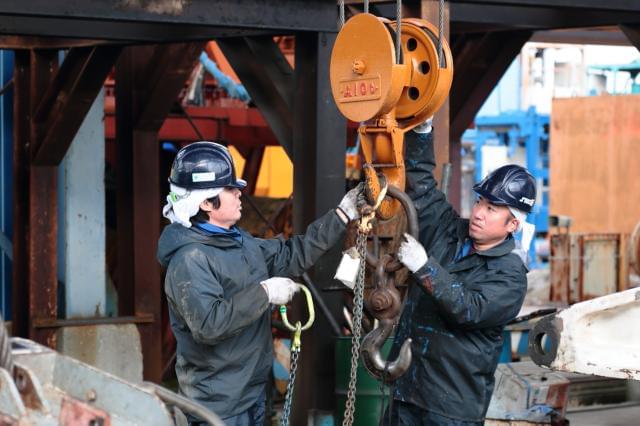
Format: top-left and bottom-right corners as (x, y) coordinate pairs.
(342, 229), (369, 426)
(280, 348), (299, 426)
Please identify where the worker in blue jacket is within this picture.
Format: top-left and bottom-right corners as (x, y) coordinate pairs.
(385, 123), (536, 425)
(157, 141), (362, 425)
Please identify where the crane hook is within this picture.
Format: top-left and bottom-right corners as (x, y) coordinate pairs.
(360, 318), (412, 383)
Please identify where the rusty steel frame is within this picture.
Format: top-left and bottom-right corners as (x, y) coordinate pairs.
(114, 43), (204, 382)
(32, 45), (122, 165)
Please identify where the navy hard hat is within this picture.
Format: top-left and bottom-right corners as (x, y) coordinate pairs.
(472, 164), (536, 213)
(169, 141), (247, 190)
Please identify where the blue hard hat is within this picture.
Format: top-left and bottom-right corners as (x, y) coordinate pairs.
(473, 164), (536, 213)
(169, 141), (247, 190)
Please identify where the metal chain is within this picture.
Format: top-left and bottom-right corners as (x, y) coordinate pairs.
(342, 229), (369, 426)
(396, 0), (402, 64)
(339, 0), (345, 27)
(280, 348), (299, 426)
(438, 0), (444, 67)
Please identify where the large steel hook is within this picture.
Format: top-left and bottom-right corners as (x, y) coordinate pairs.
(361, 319), (412, 383)
(359, 184), (418, 382)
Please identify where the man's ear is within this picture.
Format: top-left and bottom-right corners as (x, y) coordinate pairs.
(200, 199), (212, 212)
(507, 217), (519, 234)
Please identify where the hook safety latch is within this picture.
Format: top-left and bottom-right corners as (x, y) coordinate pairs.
(279, 284), (316, 351)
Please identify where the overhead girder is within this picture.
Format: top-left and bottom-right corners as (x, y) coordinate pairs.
(0, 0), (338, 43)
(31, 45), (122, 165)
(218, 36), (294, 157)
(449, 30), (532, 142)
(620, 24), (640, 50)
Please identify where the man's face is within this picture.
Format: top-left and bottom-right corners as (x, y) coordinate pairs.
(203, 187), (242, 228)
(469, 197), (518, 250)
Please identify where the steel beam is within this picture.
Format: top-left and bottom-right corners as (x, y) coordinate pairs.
(451, 0), (640, 11)
(450, 3), (640, 32)
(450, 31), (532, 142)
(531, 27), (632, 46)
(0, 36), (109, 49)
(31, 45), (122, 165)
(292, 31), (346, 424)
(27, 50), (59, 347)
(620, 24), (640, 50)
(218, 36), (294, 157)
(11, 50), (30, 338)
(135, 43), (205, 132)
(240, 147), (266, 195)
(0, 0), (338, 41)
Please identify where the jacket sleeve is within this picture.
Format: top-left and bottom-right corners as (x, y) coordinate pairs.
(257, 209), (346, 277)
(166, 246), (269, 345)
(405, 130), (459, 251)
(414, 256), (527, 329)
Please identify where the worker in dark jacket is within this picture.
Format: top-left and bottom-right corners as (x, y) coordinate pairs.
(157, 141), (361, 425)
(384, 123), (536, 425)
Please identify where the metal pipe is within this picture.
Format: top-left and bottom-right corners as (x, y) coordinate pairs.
(143, 381), (225, 426)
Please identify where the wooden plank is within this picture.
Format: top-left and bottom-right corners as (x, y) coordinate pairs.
(550, 95), (640, 234)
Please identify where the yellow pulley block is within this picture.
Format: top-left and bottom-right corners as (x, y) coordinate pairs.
(330, 13), (408, 123)
(330, 13), (453, 219)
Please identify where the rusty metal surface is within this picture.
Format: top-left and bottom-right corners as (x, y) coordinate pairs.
(630, 221), (640, 275)
(27, 50), (58, 348)
(11, 338), (175, 424)
(59, 396), (111, 426)
(550, 233), (623, 304)
(32, 45), (122, 165)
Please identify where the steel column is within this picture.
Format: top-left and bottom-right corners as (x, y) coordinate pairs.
(12, 49), (62, 345)
(11, 50), (29, 338)
(115, 43), (203, 382)
(292, 31), (346, 424)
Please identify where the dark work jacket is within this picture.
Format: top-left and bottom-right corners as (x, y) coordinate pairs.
(390, 131), (528, 422)
(157, 210), (345, 419)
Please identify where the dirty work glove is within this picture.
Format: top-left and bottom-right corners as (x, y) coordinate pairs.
(337, 182), (365, 222)
(413, 116), (433, 134)
(260, 277), (300, 305)
(397, 233), (428, 273)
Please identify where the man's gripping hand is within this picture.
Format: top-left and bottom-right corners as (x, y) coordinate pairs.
(397, 233), (428, 273)
(260, 277), (299, 305)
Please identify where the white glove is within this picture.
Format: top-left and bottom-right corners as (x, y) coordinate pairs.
(397, 233), (428, 273)
(413, 116), (433, 134)
(260, 277), (300, 305)
(338, 183), (364, 221)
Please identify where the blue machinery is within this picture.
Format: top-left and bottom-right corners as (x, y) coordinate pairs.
(463, 107), (550, 267)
